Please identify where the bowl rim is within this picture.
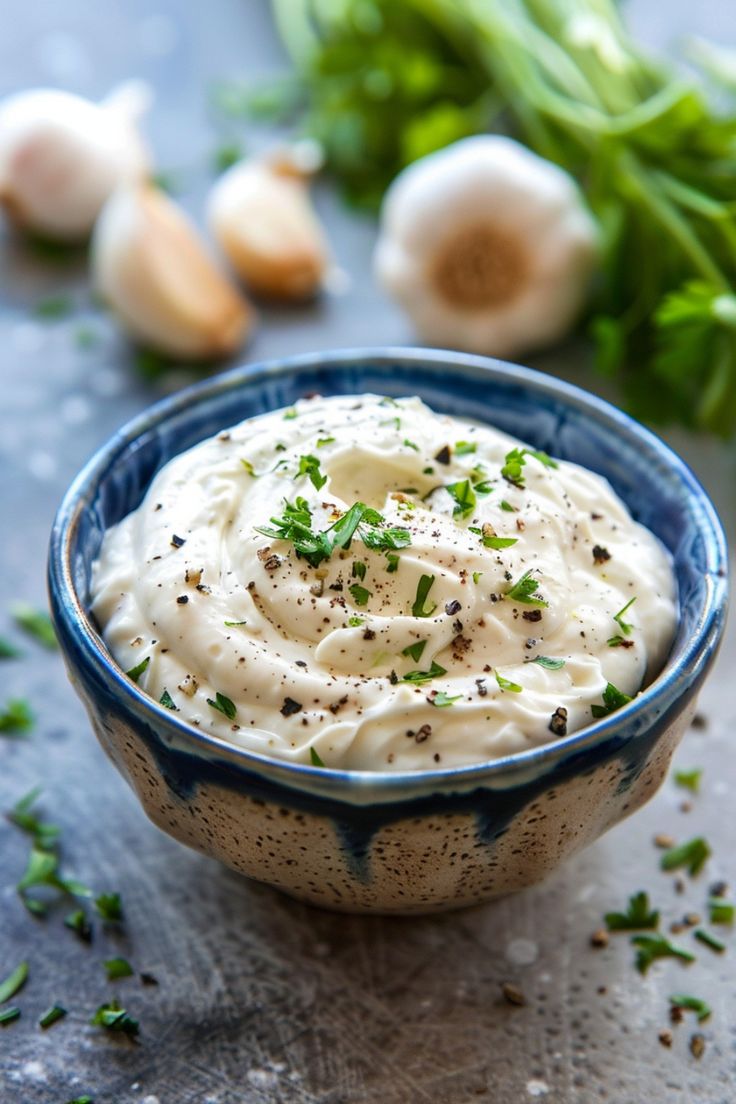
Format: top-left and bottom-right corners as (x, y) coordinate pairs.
(49, 346), (729, 795)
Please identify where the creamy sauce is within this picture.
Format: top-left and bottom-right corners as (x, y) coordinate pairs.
(91, 394), (677, 770)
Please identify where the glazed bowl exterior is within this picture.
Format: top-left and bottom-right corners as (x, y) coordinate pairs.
(48, 349), (728, 913)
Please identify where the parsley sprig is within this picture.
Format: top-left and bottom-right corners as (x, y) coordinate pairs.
(605, 891), (659, 932)
(660, 837), (712, 876)
(591, 682), (632, 718)
(632, 933), (695, 974)
(256, 499), (411, 568)
(504, 569), (548, 607)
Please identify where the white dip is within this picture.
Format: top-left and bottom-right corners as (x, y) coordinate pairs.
(91, 394), (677, 770)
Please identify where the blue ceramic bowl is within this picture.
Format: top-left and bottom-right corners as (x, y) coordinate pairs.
(49, 349), (728, 913)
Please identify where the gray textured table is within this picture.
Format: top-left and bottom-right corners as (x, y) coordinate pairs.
(1, 2), (734, 1102)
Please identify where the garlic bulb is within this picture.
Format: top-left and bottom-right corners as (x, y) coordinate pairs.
(207, 158), (328, 301)
(374, 136), (599, 357)
(0, 83), (150, 241)
(92, 184), (252, 359)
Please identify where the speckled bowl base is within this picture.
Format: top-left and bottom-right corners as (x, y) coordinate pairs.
(81, 682), (695, 914)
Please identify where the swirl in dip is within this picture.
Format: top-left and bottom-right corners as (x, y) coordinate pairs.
(91, 394), (677, 770)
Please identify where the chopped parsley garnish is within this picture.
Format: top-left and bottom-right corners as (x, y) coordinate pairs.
(531, 656), (565, 670)
(709, 898), (734, 924)
(403, 438), (420, 451)
(674, 768), (702, 793)
(0, 961), (29, 1004)
(66, 1097), (94, 1104)
(500, 499), (516, 512)
(352, 561), (366, 581)
(504, 570), (548, 607)
(15, 843), (93, 914)
(381, 415), (401, 430)
(495, 671), (522, 693)
(349, 583), (371, 606)
(0, 1007), (20, 1026)
(412, 574), (437, 618)
(256, 499), (410, 568)
(445, 479), (476, 518)
(90, 1001), (139, 1037)
(632, 933), (695, 974)
(482, 534), (517, 550)
(283, 408), (298, 420)
(8, 788), (59, 848)
(385, 553), (400, 572)
(660, 837), (711, 876)
(348, 616), (364, 627)
(159, 689), (177, 710)
(104, 957), (134, 980)
(669, 995), (712, 1022)
(207, 692), (236, 720)
(64, 908), (92, 942)
(213, 141), (242, 172)
(401, 640), (427, 663)
(454, 440), (476, 455)
(11, 603), (57, 649)
(0, 636), (21, 659)
(316, 435), (335, 447)
(694, 928), (726, 953)
(431, 692), (462, 707)
(35, 293), (73, 319)
(240, 458), (256, 477)
(605, 891), (659, 931)
(95, 892), (123, 922)
(125, 656), (150, 683)
(401, 660), (447, 684)
(501, 447), (558, 488)
(606, 634), (631, 648)
(224, 620), (247, 627)
(309, 747), (325, 767)
(297, 454), (327, 490)
(472, 571), (483, 584)
(591, 682), (632, 718)
(613, 596), (637, 636)
(39, 1003), (67, 1029)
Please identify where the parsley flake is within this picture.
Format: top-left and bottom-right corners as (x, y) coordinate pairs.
(309, 747), (325, 767)
(39, 1003), (67, 1029)
(95, 892), (123, 922)
(207, 692), (237, 720)
(632, 933), (695, 974)
(283, 408), (298, 420)
(0, 698), (34, 736)
(694, 928), (726, 953)
(505, 569), (548, 607)
(669, 994), (711, 1022)
(0, 961), (29, 1004)
(385, 552), (400, 572)
(495, 671), (522, 693)
(412, 574), (437, 618)
(709, 898), (734, 924)
(500, 500), (517, 512)
(297, 453), (327, 490)
(613, 596), (637, 635)
(660, 837), (711, 877)
(159, 688), (177, 711)
(316, 435), (335, 447)
(125, 656), (150, 683)
(403, 438), (420, 451)
(401, 640), (427, 663)
(531, 656), (566, 670)
(348, 616), (364, 627)
(431, 692), (462, 707)
(674, 768), (702, 793)
(0, 1007), (20, 1026)
(90, 1001), (139, 1037)
(591, 682), (632, 718)
(105, 957), (134, 980)
(401, 660), (447, 684)
(352, 561), (367, 581)
(349, 583), (371, 606)
(7, 788), (59, 848)
(0, 636), (21, 659)
(446, 479), (476, 518)
(605, 891), (659, 931)
(454, 440), (476, 455)
(64, 908), (92, 942)
(11, 603), (57, 649)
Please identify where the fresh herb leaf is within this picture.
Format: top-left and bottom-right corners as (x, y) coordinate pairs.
(401, 660), (447, 684)
(605, 891), (659, 931)
(309, 747), (325, 767)
(403, 438), (420, 451)
(8, 788), (59, 848)
(591, 682), (632, 718)
(349, 583), (371, 607)
(446, 479), (476, 518)
(256, 499), (409, 569)
(240, 458), (256, 477)
(606, 634), (630, 648)
(669, 994), (712, 1022)
(316, 435), (335, 447)
(0, 697), (33, 735)
(352, 561), (366, 581)
(95, 892), (123, 922)
(0, 1007), (20, 1025)
(64, 908), (92, 942)
(412, 574), (437, 617)
(35, 294), (73, 319)
(207, 692), (237, 720)
(694, 928), (726, 953)
(495, 671), (522, 693)
(159, 688), (177, 710)
(531, 656), (566, 670)
(297, 453), (327, 490)
(472, 571), (483, 583)
(361, 525), (412, 552)
(348, 616), (364, 627)
(401, 640), (427, 663)
(90, 1001), (139, 1037)
(500, 500), (516, 512)
(501, 448), (526, 487)
(385, 552), (400, 572)
(126, 656), (150, 683)
(454, 440), (476, 455)
(431, 691), (462, 707)
(661, 837), (711, 877)
(632, 933), (695, 974)
(39, 1003), (67, 1029)
(283, 408), (298, 420)
(481, 534), (517, 550)
(674, 768), (703, 793)
(224, 620), (247, 627)
(65, 1097), (94, 1104)
(104, 957), (134, 980)
(0, 636), (21, 659)
(213, 141), (242, 173)
(505, 569), (548, 607)
(11, 603), (57, 648)
(613, 597), (637, 636)
(709, 898), (734, 924)
(0, 961), (29, 1004)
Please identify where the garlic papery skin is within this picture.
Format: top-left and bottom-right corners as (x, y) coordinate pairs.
(92, 184), (252, 359)
(207, 159), (329, 301)
(374, 136), (599, 358)
(0, 84), (150, 241)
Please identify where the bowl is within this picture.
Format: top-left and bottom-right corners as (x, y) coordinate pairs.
(48, 349), (729, 914)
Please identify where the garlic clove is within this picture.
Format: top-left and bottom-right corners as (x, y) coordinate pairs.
(207, 159), (329, 301)
(92, 183), (252, 359)
(374, 135), (599, 358)
(0, 84), (150, 241)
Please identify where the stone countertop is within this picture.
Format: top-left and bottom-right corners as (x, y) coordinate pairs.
(0, 2), (734, 1101)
